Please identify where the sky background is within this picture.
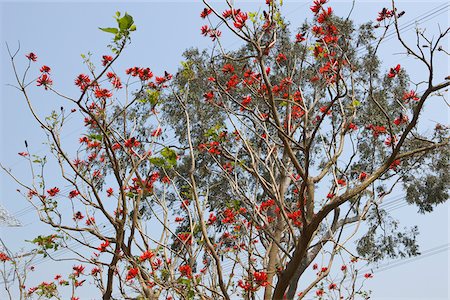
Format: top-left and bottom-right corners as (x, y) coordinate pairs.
(0, 1), (448, 299)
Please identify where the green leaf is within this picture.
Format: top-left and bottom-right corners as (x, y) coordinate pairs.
(118, 13), (134, 31)
(99, 27), (119, 34)
(147, 89), (160, 105)
(161, 147), (177, 167)
(149, 157), (166, 167)
(352, 99), (361, 107)
(129, 24), (137, 31)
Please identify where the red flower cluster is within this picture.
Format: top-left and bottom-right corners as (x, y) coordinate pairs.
(200, 8), (212, 18)
(68, 190), (80, 198)
(155, 71), (173, 87)
(287, 209), (302, 227)
(40, 65), (51, 73)
(47, 187), (60, 197)
(74, 74), (91, 91)
(126, 67), (153, 81)
(222, 63), (235, 73)
(126, 267), (139, 281)
(207, 212), (217, 225)
(124, 137), (141, 148)
(240, 95), (252, 111)
(26, 52), (37, 61)
(179, 264), (192, 278)
(107, 72), (122, 89)
(177, 233), (192, 244)
(388, 64), (401, 78)
(36, 74), (53, 90)
(139, 250), (154, 262)
(276, 53), (287, 62)
(377, 8), (394, 22)
(0, 252), (10, 262)
(72, 265), (85, 277)
(201, 25), (222, 41)
(198, 141), (221, 155)
(260, 199), (275, 211)
(359, 172), (368, 181)
(310, 0), (327, 14)
(253, 271), (269, 286)
(221, 208), (236, 224)
(403, 90), (419, 103)
(151, 128), (162, 137)
(73, 211), (84, 221)
(94, 87), (112, 99)
(101, 55), (113, 66)
(295, 33), (306, 43)
(233, 11), (248, 29)
(97, 240), (110, 252)
(389, 159), (401, 170)
(366, 124), (387, 137)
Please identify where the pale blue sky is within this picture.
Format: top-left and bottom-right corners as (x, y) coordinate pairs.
(0, 1), (448, 299)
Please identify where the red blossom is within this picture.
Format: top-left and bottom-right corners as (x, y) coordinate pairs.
(201, 25), (210, 36)
(204, 91), (214, 102)
(68, 190), (80, 198)
(91, 267), (101, 275)
(207, 213), (217, 225)
(222, 64), (235, 73)
(403, 90), (419, 103)
(73, 211), (84, 221)
(39, 65), (51, 73)
(151, 128), (162, 137)
(72, 265), (85, 277)
(101, 55), (113, 66)
(348, 122), (358, 131)
(179, 264), (192, 278)
(74, 74), (91, 90)
(124, 137), (141, 148)
(139, 250), (154, 262)
(394, 114), (408, 126)
(47, 187), (60, 197)
(175, 216), (185, 223)
(106, 72), (122, 89)
(178, 233), (192, 244)
(364, 273), (373, 279)
(240, 95), (252, 111)
(126, 67), (153, 81)
(18, 152), (29, 157)
(387, 64), (401, 78)
(94, 87), (112, 99)
(97, 240), (110, 252)
(26, 52), (37, 61)
(359, 172), (368, 181)
(126, 267), (139, 281)
(36, 74), (53, 90)
(295, 33), (306, 43)
(390, 159), (401, 170)
(253, 271), (269, 286)
(0, 252), (10, 262)
(200, 8), (212, 18)
(310, 0), (327, 14)
(233, 11), (248, 29)
(377, 8), (394, 22)
(337, 178), (346, 186)
(276, 53), (287, 62)
(317, 6), (332, 23)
